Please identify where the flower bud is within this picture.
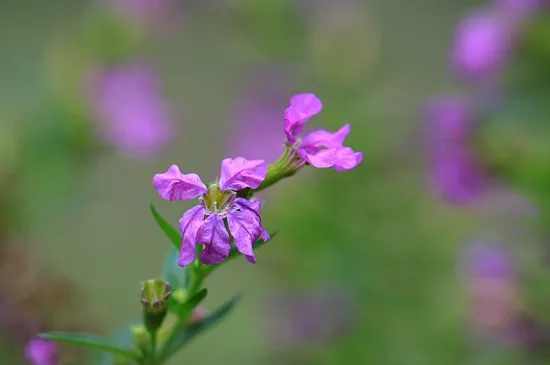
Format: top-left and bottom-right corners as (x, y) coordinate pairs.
(171, 288), (186, 304)
(140, 279), (171, 333)
(130, 324), (150, 351)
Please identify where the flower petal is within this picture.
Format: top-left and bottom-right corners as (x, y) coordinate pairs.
(333, 148), (363, 172)
(227, 198), (268, 263)
(177, 205), (206, 267)
(197, 214), (231, 265)
(300, 148), (337, 169)
(301, 124), (350, 150)
(219, 157), (267, 191)
(284, 93), (323, 143)
(153, 165), (207, 201)
(298, 124), (362, 171)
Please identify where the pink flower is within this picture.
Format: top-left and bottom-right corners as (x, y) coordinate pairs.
(284, 93), (363, 171)
(25, 338), (58, 365)
(153, 157), (270, 266)
(452, 10), (512, 80)
(89, 64), (174, 159)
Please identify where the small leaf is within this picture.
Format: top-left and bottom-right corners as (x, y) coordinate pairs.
(171, 288), (208, 318)
(162, 247), (190, 290)
(39, 332), (139, 360)
(150, 203), (181, 250)
(94, 323), (138, 365)
(167, 294), (242, 355)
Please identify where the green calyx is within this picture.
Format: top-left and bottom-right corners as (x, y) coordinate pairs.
(256, 144), (304, 192)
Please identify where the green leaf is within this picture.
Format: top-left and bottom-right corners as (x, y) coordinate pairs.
(170, 288), (208, 318)
(167, 294), (242, 355)
(94, 323), (138, 365)
(150, 203), (181, 250)
(162, 247), (190, 291)
(39, 332), (139, 360)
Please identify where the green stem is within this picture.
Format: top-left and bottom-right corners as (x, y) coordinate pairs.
(255, 145), (302, 193)
(149, 332), (157, 364)
(155, 269), (205, 364)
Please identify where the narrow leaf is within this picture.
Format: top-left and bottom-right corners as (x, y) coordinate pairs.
(171, 288), (208, 318)
(150, 203), (181, 250)
(39, 332), (139, 360)
(162, 247), (190, 290)
(94, 323), (138, 365)
(168, 294), (242, 354)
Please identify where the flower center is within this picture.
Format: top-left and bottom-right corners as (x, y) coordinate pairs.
(201, 184), (236, 217)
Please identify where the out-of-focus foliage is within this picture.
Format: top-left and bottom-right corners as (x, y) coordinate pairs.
(2, 0), (550, 364)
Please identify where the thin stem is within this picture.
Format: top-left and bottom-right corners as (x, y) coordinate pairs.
(155, 270), (204, 364)
(150, 331), (157, 362)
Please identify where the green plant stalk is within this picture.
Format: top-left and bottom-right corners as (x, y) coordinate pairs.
(255, 144), (304, 194)
(155, 265), (205, 364)
(149, 332), (157, 364)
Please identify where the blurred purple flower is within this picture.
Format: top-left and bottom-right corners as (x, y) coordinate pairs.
(284, 93), (363, 171)
(228, 68), (290, 164)
(25, 338), (58, 365)
(462, 241), (550, 348)
(88, 64), (174, 159)
(153, 157), (270, 266)
(464, 241), (516, 280)
(462, 241), (520, 338)
(452, 10), (512, 80)
(263, 286), (355, 347)
(426, 97), (487, 204)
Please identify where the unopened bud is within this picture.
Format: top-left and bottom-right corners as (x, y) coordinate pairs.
(141, 279), (171, 314)
(130, 325), (150, 351)
(140, 279), (171, 333)
(171, 288), (186, 303)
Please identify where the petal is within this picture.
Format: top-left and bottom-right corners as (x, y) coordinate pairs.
(177, 205), (206, 266)
(300, 148), (338, 169)
(301, 124), (351, 150)
(284, 93), (323, 143)
(197, 214), (231, 265)
(153, 165), (207, 201)
(227, 198), (267, 263)
(333, 148), (363, 172)
(219, 157), (267, 191)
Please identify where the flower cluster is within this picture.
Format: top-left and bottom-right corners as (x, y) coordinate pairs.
(153, 93), (362, 266)
(427, 1), (549, 204)
(452, 0), (548, 81)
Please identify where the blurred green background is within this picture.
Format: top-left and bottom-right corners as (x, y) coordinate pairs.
(2, 0), (549, 364)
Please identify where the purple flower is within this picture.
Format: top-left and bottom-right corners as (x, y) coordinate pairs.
(464, 241), (516, 280)
(452, 10), (512, 80)
(25, 338), (58, 365)
(153, 157), (270, 266)
(426, 97), (487, 204)
(89, 65), (174, 159)
(284, 93), (363, 171)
